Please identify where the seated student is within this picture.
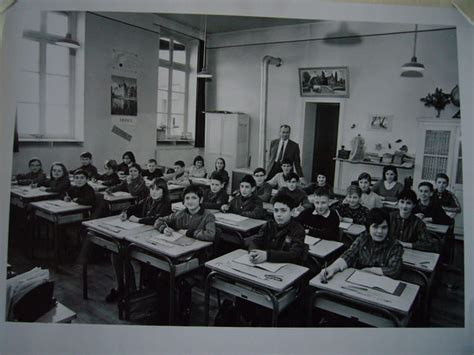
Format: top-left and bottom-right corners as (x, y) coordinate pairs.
(214, 157), (229, 186)
(253, 168), (272, 202)
(414, 181), (453, 225)
(389, 189), (438, 252)
(63, 169), (96, 207)
(202, 172), (229, 210)
(319, 208), (403, 281)
(272, 172), (311, 215)
(154, 185), (216, 242)
(39, 162), (71, 195)
(163, 160), (190, 186)
(70, 151), (98, 179)
(433, 173), (462, 213)
(15, 158), (46, 186)
(303, 172), (334, 198)
(350, 172), (383, 209)
(267, 159), (294, 190)
(93, 159), (121, 187)
(297, 187), (340, 241)
(188, 155), (207, 179)
(142, 158), (163, 181)
(106, 162), (149, 201)
(117, 151), (136, 175)
(220, 174), (265, 220)
(335, 185), (369, 225)
(372, 165), (404, 202)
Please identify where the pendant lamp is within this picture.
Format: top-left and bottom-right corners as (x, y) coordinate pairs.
(197, 15), (212, 79)
(55, 33), (80, 49)
(401, 25), (424, 77)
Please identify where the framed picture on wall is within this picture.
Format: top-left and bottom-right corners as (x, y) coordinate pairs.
(299, 66), (349, 97)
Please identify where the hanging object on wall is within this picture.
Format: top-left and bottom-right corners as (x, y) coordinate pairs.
(111, 75), (138, 124)
(450, 85), (460, 118)
(111, 125), (132, 141)
(401, 25), (425, 78)
(367, 114), (393, 132)
(112, 49), (139, 73)
(197, 15), (213, 79)
(420, 88), (451, 118)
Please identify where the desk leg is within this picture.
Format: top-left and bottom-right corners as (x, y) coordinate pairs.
(83, 262), (88, 299)
(204, 271), (215, 326)
(168, 270), (176, 325)
(53, 219), (59, 270)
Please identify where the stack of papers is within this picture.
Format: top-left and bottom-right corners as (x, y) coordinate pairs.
(234, 253), (286, 273)
(347, 270), (399, 294)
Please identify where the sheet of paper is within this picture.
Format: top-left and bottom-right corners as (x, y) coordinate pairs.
(111, 191), (131, 197)
(214, 213), (248, 224)
(304, 235), (321, 245)
(233, 253), (287, 273)
(347, 270), (399, 294)
(104, 218), (141, 230)
(339, 221), (353, 230)
(147, 229), (185, 243)
(309, 239), (341, 257)
(45, 200), (79, 208)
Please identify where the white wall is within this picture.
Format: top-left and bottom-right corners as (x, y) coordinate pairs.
(207, 21), (459, 183)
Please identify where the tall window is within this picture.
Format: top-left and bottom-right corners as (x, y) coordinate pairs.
(157, 36), (189, 139)
(17, 11), (80, 141)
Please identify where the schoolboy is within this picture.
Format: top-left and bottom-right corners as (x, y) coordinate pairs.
(154, 185), (216, 242)
(221, 174), (265, 220)
(70, 152), (98, 179)
(267, 159), (294, 189)
(389, 189), (438, 252)
(414, 181), (453, 225)
(272, 172), (311, 215)
(63, 169), (96, 207)
(433, 173), (461, 213)
(94, 159), (121, 187)
(142, 158), (163, 180)
(253, 168), (272, 202)
(202, 171), (229, 210)
(336, 185), (369, 225)
(16, 158), (46, 186)
(297, 187), (340, 241)
(164, 160), (190, 186)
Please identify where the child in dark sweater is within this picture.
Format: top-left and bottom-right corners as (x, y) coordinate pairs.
(16, 158), (46, 186)
(39, 162), (71, 195)
(335, 185), (368, 225)
(272, 172), (311, 216)
(142, 158), (163, 181)
(202, 171), (229, 210)
(63, 169), (96, 207)
(253, 167), (272, 202)
(414, 181), (453, 225)
(221, 174), (265, 220)
(433, 173), (461, 213)
(106, 163), (149, 201)
(94, 160), (121, 187)
(69, 152), (98, 179)
(303, 172), (335, 198)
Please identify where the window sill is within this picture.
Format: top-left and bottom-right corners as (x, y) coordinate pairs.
(156, 139), (194, 146)
(19, 138), (84, 143)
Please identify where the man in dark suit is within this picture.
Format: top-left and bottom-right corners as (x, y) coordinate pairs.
(266, 125), (305, 182)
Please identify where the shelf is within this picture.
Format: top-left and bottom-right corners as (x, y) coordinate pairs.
(334, 158), (414, 169)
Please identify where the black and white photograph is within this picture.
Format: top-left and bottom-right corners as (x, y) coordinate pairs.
(1, 1), (473, 355)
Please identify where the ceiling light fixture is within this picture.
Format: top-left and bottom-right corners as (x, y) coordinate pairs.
(401, 25), (424, 78)
(197, 15), (212, 79)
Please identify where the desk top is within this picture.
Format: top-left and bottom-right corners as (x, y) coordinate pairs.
(306, 237), (344, 259)
(10, 185), (58, 200)
(36, 302), (77, 323)
(30, 199), (92, 214)
(403, 248), (440, 273)
(190, 177), (211, 186)
(340, 222), (366, 236)
(88, 181), (108, 192)
(214, 213), (267, 232)
(101, 191), (137, 202)
(425, 222), (449, 234)
(168, 183), (186, 191)
(206, 249), (308, 292)
(309, 268), (419, 315)
(82, 216), (155, 239)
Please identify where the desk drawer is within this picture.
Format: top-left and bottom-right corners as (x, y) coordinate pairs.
(89, 234), (120, 253)
(129, 251), (200, 277)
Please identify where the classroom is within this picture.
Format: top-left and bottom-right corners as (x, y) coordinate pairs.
(1, 0), (474, 353)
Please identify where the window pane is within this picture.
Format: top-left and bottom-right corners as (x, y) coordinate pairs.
(45, 105), (70, 137)
(157, 90), (168, 113)
(17, 71), (40, 103)
(424, 130), (450, 156)
(46, 44), (70, 76)
(456, 158), (463, 185)
(20, 10), (41, 32)
(46, 75), (69, 105)
(159, 38), (170, 61)
(171, 92), (185, 114)
(421, 156), (448, 181)
(20, 40), (40, 72)
(17, 103), (40, 136)
(173, 40), (186, 65)
(47, 12), (68, 37)
(157, 113), (168, 130)
(172, 70), (185, 92)
(158, 67), (169, 90)
(170, 114), (184, 136)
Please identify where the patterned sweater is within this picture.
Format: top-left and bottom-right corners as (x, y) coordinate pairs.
(297, 208), (340, 241)
(433, 189), (461, 213)
(125, 196), (172, 225)
(334, 203), (368, 225)
(389, 211), (438, 252)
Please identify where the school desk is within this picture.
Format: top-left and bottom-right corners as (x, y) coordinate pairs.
(213, 213), (267, 247)
(10, 185), (58, 208)
(308, 268), (420, 327)
(36, 302), (77, 323)
(101, 191), (137, 213)
(30, 200), (92, 268)
(424, 221), (449, 235)
(189, 177), (212, 186)
(204, 249), (308, 327)
(167, 183), (185, 202)
(305, 236), (344, 264)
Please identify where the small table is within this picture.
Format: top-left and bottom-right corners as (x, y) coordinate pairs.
(204, 249), (308, 327)
(36, 302), (77, 323)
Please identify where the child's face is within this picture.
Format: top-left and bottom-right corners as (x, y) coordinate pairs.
(215, 159), (224, 171)
(346, 193), (361, 208)
(150, 186), (163, 200)
(210, 179), (224, 193)
(29, 161), (41, 173)
(51, 165), (64, 179)
(147, 162), (156, 172)
(253, 172), (265, 185)
(281, 164), (292, 175)
(398, 198), (415, 216)
(123, 155), (132, 165)
(287, 178), (298, 191)
(184, 192), (201, 211)
(385, 170), (396, 183)
(313, 195), (329, 215)
(317, 174), (327, 186)
(195, 160), (203, 168)
(240, 182), (254, 198)
(436, 178), (448, 192)
(80, 157), (91, 166)
(273, 202), (292, 226)
(369, 220), (389, 242)
(174, 165), (184, 175)
(129, 167), (140, 179)
(74, 174), (88, 187)
(104, 165), (114, 175)
(358, 178), (370, 192)
(418, 185), (433, 202)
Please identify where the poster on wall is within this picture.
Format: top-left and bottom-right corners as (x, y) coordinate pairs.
(367, 114), (394, 132)
(111, 75), (138, 119)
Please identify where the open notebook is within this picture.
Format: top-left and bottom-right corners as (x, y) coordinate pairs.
(346, 270), (402, 295)
(233, 253), (286, 273)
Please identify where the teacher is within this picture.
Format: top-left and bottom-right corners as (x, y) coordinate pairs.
(266, 124), (305, 181)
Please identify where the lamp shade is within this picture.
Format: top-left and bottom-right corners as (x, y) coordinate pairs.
(197, 67), (213, 79)
(401, 25), (424, 78)
(55, 33), (80, 49)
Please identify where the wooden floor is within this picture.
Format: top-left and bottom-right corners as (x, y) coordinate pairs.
(6, 237), (465, 327)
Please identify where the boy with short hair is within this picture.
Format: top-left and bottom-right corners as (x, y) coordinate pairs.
(221, 174), (265, 220)
(202, 171), (229, 210)
(70, 152), (98, 179)
(267, 159), (294, 189)
(433, 173), (461, 213)
(253, 168), (272, 202)
(142, 158), (163, 180)
(389, 189), (438, 252)
(336, 185), (369, 225)
(297, 187), (340, 241)
(63, 169), (96, 207)
(272, 172), (311, 214)
(164, 160), (190, 186)
(414, 181), (453, 225)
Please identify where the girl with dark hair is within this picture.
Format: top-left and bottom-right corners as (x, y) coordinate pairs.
(188, 155), (207, 178)
(214, 157), (229, 186)
(117, 151), (136, 175)
(39, 162), (71, 195)
(372, 165), (404, 201)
